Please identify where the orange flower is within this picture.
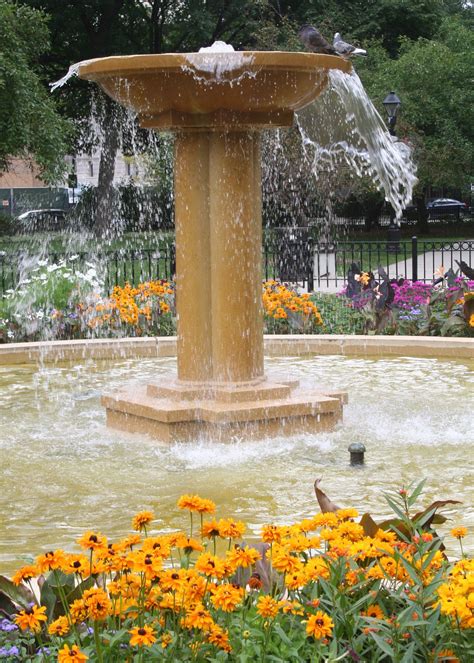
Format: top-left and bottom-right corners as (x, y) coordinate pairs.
(11, 565), (38, 585)
(36, 549), (65, 573)
(261, 524), (282, 543)
(177, 494), (216, 514)
(361, 604), (385, 620)
(450, 527), (467, 539)
(182, 604), (215, 631)
(48, 615), (70, 636)
(226, 544), (261, 569)
(14, 604), (47, 632)
(210, 583), (244, 612)
(207, 624), (232, 652)
(61, 554), (90, 576)
(306, 611), (334, 639)
(257, 595), (281, 619)
(195, 553), (228, 579)
(82, 587), (111, 621)
(202, 520), (221, 538)
(218, 518), (245, 539)
(57, 643), (88, 662)
(77, 531), (107, 551)
(129, 624), (157, 647)
(132, 510), (154, 532)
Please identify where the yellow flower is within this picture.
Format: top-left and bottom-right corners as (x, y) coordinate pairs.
(57, 643), (88, 662)
(14, 604), (47, 632)
(182, 604), (215, 631)
(207, 624), (232, 652)
(218, 518), (245, 539)
(361, 604), (385, 620)
(306, 610), (334, 639)
(129, 624), (157, 647)
(161, 632), (173, 648)
(177, 494), (216, 514)
(271, 545), (301, 574)
(36, 549), (66, 573)
(226, 544), (261, 569)
(257, 595), (282, 619)
(61, 554), (90, 576)
(261, 524), (282, 543)
(82, 587), (111, 621)
(48, 615), (70, 636)
(202, 519), (221, 538)
(195, 553), (228, 579)
(132, 510), (154, 531)
(450, 526), (468, 539)
(77, 531), (107, 551)
(210, 583), (244, 612)
(11, 565), (38, 586)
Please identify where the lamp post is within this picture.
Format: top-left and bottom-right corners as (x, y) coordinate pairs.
(383, 91), (401, 136)
(383, 91), (402, 251)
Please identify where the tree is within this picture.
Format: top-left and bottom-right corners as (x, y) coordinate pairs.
(0, 0), (70, 182)
(358, 16), (474, 193)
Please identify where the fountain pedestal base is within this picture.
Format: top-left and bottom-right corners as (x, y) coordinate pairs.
(102, 377), (346, 443)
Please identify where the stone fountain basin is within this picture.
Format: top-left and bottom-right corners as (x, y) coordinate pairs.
(78, 51), (352, 129)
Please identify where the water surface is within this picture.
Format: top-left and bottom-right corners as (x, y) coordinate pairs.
(1, 354), (472, 574)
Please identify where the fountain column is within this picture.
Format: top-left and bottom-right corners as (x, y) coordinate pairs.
(209, 131), (264, 384)
(174, 133), (213, 383)
(174, 129), (264, 386)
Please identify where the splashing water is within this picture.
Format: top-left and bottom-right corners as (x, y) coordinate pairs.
(296, 68), (417, 220)
(184, 42), (256, 83)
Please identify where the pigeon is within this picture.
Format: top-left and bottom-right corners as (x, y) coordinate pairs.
(298, 24), (338, 55)
(333, 32), (367, 57)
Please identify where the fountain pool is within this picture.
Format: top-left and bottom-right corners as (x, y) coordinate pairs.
(1, 352), (472, 575)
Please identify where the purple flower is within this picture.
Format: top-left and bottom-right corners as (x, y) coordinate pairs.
(0, 645), (20, 657)
(0, 619), (17, 632)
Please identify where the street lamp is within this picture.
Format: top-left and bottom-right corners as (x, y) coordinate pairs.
(383, 91), (401, 136)
(383, 92), (402, 251)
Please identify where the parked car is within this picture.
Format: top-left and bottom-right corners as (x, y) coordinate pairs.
(426, 198), (468, 220)
(17, 209), (67, 232)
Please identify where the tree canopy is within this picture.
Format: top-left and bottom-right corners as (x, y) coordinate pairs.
(357, 15), (473, 191)
(3, 0), (472, 200)
(0, 0), (71, 182)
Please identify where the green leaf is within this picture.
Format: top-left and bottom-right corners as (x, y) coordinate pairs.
(273, 623), (292, 646)
(400, 642), (416, 662)
(407, 479), (426, 506)
(0, 575), (35, 611)
(39, 576), (60, 621)
(370, 632), (395, 658)
(65, 576), (94, 603)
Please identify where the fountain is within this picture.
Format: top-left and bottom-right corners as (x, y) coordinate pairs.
(77, 50), (352, 442)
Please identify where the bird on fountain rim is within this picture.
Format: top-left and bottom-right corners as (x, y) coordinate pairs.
(333, 32), (367, 57)
(298, 24), (338, 55)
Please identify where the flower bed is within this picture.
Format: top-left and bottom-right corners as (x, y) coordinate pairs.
(1, 256), (474, 342)
(0, 484), (472, 661)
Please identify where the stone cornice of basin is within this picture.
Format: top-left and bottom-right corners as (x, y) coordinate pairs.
(77, 52), (351, 78)
(0, 335), (472, 365)
(77, 52), (352, 130)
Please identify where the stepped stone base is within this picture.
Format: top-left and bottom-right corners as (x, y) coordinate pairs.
(102, 375), (347, 442)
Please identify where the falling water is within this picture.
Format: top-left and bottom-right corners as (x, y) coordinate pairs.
(296, 68), (418, 221)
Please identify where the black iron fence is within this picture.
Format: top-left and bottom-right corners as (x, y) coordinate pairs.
(264, 231), (474, 290)
(1, 234), (473, 296)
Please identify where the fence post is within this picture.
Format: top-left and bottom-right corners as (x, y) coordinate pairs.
(411, 236), (418, 282)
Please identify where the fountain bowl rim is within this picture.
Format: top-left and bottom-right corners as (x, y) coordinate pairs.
(77, 51), (352, 79)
